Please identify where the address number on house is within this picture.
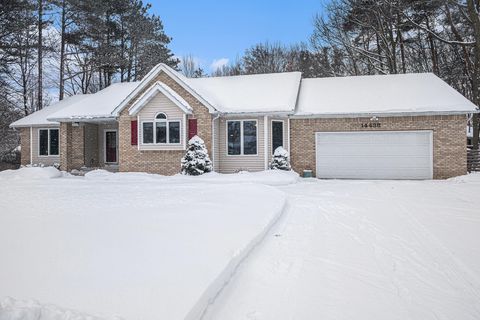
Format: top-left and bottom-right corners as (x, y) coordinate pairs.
(361, 123), (381, 128)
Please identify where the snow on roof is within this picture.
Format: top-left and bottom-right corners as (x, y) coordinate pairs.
(47, 82), (140, 121)
(186, 72), (302, 114)
(295, 73), (478, 117)
(10, 95), (90, 127)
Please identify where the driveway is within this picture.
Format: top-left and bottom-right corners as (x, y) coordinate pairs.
(207, 176), (480, 320)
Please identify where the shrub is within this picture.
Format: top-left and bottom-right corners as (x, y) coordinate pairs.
(181, 135), (213, 175)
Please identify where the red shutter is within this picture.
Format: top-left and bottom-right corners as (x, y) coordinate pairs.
(188, 118), (197, 139)
(131, 120), (138, 145)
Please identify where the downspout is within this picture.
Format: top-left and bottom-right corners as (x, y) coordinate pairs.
(287, 117), (291, 157)
(264, 115), (268, 170)
(211, 113), (220, 172)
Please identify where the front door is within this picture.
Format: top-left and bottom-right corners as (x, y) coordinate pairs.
(105, 130), (117, 163)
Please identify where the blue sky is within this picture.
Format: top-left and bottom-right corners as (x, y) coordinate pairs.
(150, 0), (328, 72)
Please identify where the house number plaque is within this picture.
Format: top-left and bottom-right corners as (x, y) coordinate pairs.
(360, 122), (381, 128)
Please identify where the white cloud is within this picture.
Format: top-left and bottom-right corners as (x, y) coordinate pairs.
(210, 58), (229, 71)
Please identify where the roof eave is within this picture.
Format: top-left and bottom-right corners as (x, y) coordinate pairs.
(218, 110), (294, 117)
(290, 110), (477, 119)
(46, 115), (117, 123)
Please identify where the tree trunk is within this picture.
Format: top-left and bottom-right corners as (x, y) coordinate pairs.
(466, 0), (480, 149)
(59, 0), (66, 100)
(37, 0), (43, 110)
(425, 16), (439, 75)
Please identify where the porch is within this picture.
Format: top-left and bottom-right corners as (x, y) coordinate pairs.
(59, 121), (119, 172)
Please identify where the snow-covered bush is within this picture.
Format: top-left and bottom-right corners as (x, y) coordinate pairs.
(269, 146), (291, 171)
(181, 135), (213, 175)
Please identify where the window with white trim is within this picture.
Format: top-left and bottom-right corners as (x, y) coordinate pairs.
(271, 120), (283, 153)
(39, 128), (59, 156)
(227, 120), (257, 155)
(142, 113), (181, 144)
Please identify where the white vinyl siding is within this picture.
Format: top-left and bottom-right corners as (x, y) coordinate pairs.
(315, 131), (433, 179)
(217, 116), (265, 173)
(31, 126), (60, 166)
(137, 92), (186, 151)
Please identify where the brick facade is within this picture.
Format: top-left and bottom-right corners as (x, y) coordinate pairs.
(60, 122), (86, 171)
(290, 115), (468, 179)
(118, 70), (212, 175)
(20, 127), (30, 165)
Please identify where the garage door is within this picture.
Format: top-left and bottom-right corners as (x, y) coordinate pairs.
(315, 131), (433, 179)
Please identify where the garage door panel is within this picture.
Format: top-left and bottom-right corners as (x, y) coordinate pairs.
(315, 145), (431, 157)
(316, 131), (433, 180)
(317, 156), (431, 167)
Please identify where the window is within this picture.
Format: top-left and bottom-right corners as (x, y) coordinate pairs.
(142, 122), (154, 144)
(156, 122), (166, 143)
(169, 122), (180, 143)
(243, 121), (257, 155)
(271, 121), (283, 153)
(142, 113), (181, 145)
(39, 128), (59, 156)
(227, 121), (241, 155)
(227, 120), (257, 155)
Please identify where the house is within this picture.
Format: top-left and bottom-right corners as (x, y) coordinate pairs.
(10, 63), (478, 179)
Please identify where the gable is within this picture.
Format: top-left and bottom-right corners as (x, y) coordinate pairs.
(113, 64), (217, 116)
(128, 81), (192, 116)
(136, 90), (187, 120)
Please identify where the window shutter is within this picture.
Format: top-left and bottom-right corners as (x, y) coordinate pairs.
(131, 120), (138, 145)
(188, 118), (197, 139)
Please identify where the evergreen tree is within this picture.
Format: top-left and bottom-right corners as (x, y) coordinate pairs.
(181, 136), (213, 176)
(269, 147), (291, 171)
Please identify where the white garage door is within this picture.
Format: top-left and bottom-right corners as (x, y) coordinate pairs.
(315, 131), (433, 180)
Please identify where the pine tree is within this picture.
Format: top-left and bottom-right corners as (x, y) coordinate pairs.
(181, 135), (213, 175)
(270, 147), (291, 171)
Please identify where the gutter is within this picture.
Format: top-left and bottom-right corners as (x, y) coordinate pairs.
(46, 116), (118, 123)
(290, 110), (478, 119)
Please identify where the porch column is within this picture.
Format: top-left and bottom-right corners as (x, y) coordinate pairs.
(60, 122), (86, 171)
(59, 122), (71, 171)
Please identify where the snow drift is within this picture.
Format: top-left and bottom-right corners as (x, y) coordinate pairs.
(0, 168), (289, 320)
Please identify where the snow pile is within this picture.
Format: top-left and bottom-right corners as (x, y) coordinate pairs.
(447, 172), (480, 184)
(0, 167), (62, 180)
(0, 297), (108, 320)
(0, 174), (287, 320)
(187, 170), (299, 186)
(181, 135), (213, 175)
(84, 169), (299, 186)
(269, 147), (291, 171)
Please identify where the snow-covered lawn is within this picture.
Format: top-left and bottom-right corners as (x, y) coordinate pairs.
(206, 174), (480, 320)
(2, 168), (480, 320)
(0, 168), (293, 320)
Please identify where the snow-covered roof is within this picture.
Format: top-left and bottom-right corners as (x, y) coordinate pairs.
(10, 95), (90, 127)
(186, 72), (302, 114)
(47, 82), (140, 121)
(11, 65), (478, 129)
(295, 73), (478, 117)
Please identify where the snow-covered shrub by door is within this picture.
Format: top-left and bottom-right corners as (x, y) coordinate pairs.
(269, 146), (291, 171)
(181, 135), (213, 175)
